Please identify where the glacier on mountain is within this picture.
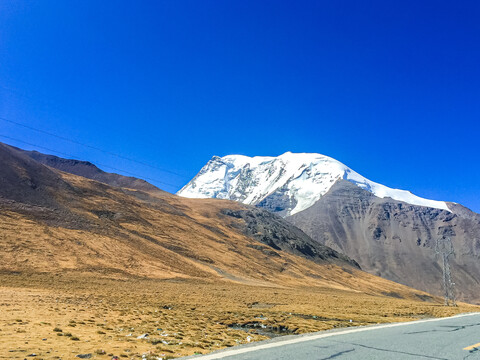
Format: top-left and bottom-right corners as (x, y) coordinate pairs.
(177, 152), (451, 216)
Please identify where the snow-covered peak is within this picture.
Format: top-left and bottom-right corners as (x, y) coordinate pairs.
(177, 152), (451, 216)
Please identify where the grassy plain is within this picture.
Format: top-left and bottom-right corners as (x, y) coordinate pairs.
(1, 273), (477, 360)
(1, 147), (478, 359)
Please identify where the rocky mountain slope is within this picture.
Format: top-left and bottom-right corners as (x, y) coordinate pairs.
(15, 146), (160, 192)
(288, 180), (480, 303)
(1, 142), (421, 297)
(179, 152), (480, 303)
(178, 152), (450, 216)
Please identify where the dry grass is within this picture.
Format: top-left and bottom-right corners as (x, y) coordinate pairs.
(1, 157), (478, 359)
(1, 273), (477, 360)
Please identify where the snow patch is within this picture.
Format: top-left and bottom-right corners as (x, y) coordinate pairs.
(177, 152), (451, 215)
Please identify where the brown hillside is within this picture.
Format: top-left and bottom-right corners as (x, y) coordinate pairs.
(15, 146), (161, 192)
(0, 141), (433, 296)
(1, 143), (478, 359)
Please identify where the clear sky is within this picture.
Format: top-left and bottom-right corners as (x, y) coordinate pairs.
(1, 1), (479, 212)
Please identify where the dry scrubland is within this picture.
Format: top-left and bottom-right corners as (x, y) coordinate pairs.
(1, 144), (479, 359)
(1, 274), (477, 360)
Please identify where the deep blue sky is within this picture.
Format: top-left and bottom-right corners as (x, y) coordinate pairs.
(1, 1), (479, 212)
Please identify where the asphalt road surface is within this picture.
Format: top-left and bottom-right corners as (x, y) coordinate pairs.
(184, 313), (480, 360)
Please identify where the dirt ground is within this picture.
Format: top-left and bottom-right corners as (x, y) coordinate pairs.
(1, 273), (477, 360)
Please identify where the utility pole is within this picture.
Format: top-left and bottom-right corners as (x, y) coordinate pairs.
(435, 236), (456, 306)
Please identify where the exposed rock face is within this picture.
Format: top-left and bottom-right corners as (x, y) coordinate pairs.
(221, 207), (359, 268)
(288, 180), (480, 303)
(15, 146), (161, 192)
(255, 184), (298, 218)
(177, 152), (451, 215)
(177, 152), (480, 303)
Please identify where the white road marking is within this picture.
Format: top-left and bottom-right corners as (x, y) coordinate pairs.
(188, 313), (479, 359)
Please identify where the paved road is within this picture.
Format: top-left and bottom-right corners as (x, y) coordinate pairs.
(184, 313), (480, 360)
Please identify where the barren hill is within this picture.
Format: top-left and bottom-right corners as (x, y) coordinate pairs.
(0, 142), (429, 297)
(3, 143), (477, 359)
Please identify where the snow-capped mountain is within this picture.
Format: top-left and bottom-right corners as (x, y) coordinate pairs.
(177, 152), (450, 216)
(178, 152), (480, 304)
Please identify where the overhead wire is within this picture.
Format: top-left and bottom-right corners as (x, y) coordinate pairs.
(0, 134), (180, 189)
(0, 116), (187, 178)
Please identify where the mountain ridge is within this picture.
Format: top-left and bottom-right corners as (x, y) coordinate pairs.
(13, 145), (161, 192)
(3, 143), (478, 302)
(178, 152), (480, 303)
(287, 179), (480, 303)
(1, 142), (378, 291)
(178, 152), (451, 216)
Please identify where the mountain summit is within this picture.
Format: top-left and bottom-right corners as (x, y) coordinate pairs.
(178, 152), (450, 216)
(179, 152), (480, 303)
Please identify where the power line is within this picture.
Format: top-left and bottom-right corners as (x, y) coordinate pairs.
(0, 116), (187, 179)
(0, 134), (179, 189)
